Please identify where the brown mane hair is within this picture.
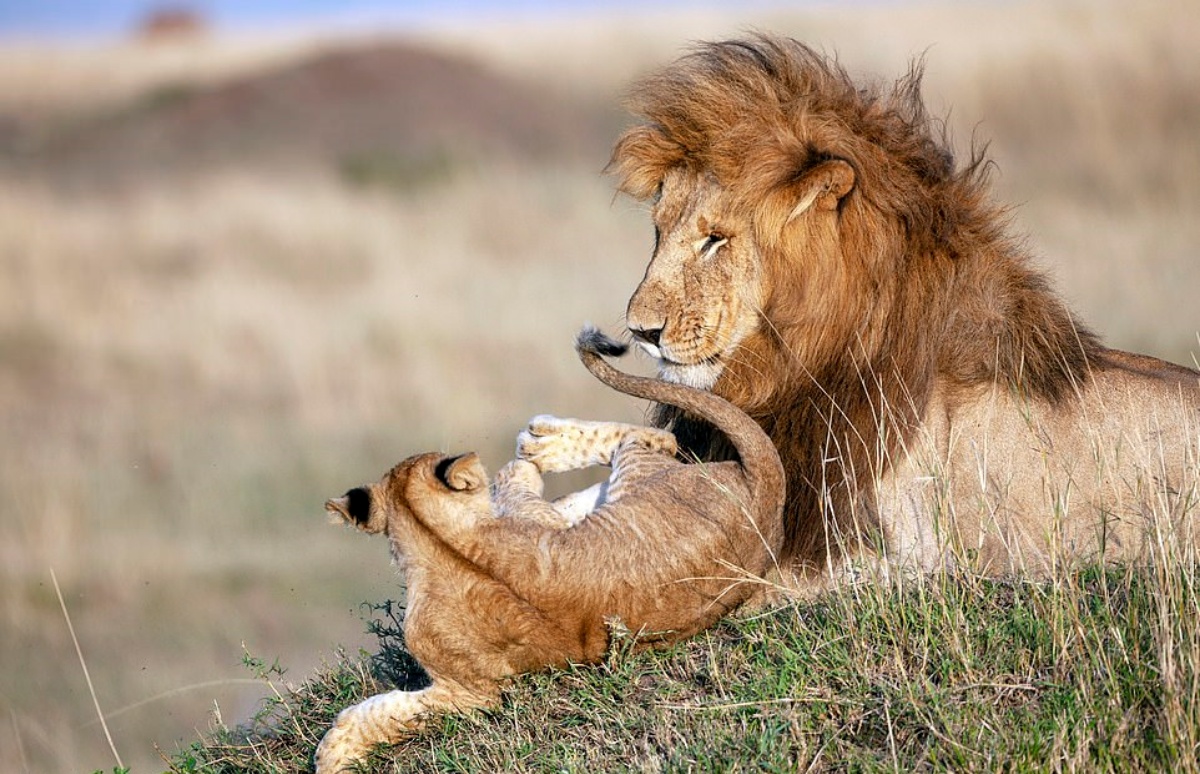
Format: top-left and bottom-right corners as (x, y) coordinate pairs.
(610, 35), (1102, 570)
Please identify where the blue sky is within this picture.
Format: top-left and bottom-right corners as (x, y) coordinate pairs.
(0, 0), (775, 38)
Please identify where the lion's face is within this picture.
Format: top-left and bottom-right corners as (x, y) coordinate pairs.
(626, 168), (765, 389)
(625, 159), (854, 391)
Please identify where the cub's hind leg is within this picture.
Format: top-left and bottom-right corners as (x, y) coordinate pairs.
(517, 415), (676, 474)
(315, 681), (492, 773)
(604, 427), (683, 502)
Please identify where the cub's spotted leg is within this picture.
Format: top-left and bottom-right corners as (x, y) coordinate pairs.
(315, 682), (491, 773)
(517, 415), (677, 473)
(517, 415), (678, 516)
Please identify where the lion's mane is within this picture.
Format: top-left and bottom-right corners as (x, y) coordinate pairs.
(610, 36), (1103, 571)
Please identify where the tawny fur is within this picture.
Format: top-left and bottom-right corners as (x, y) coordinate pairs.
(314, 329), (784, 772)
(610, 35), (1200, 586)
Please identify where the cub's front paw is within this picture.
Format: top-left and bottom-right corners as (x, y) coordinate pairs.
(493, 458), (544, 498)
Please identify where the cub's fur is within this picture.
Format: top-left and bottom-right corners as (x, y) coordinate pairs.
(315, 328), (784, 772)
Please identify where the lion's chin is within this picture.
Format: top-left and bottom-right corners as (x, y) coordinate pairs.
(657, 359), (723, 390)
(633, 339), (726, 390)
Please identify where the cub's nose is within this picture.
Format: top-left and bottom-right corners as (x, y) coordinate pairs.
(629, 326), (663, 347)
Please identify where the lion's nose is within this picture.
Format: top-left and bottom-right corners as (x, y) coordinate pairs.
(629, 326), (663, 347)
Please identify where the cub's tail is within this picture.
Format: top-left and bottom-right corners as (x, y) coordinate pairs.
(574, 326), (784, 531)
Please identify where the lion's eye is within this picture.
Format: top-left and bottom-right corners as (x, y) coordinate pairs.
(693, 232), (729, 258)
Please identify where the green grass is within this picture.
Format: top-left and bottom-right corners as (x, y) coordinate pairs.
(167, 564), (1200, 773)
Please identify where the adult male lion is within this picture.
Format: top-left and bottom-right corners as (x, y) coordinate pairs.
(610, 35), (1200, 589)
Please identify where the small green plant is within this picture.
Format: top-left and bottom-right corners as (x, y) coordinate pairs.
(164, 644), (373, 773)
(362, 600), (430, 692)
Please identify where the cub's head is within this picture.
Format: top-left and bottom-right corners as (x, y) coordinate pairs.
(326, 452), (491, 539)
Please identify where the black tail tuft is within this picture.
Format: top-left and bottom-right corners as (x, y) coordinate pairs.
(575, 326), (628, 358)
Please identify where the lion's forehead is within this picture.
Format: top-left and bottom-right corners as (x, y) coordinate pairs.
(655, 173), (738, 236)
(653, 170), (698, 228)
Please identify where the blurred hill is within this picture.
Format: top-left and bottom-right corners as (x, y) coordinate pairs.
(1, 40), (618, 185)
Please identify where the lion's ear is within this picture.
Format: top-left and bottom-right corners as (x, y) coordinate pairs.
(786, 159), (855, 221)
(437, 453), (488, 493)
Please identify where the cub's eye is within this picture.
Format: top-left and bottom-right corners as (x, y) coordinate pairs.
(693, 231), (729, 257)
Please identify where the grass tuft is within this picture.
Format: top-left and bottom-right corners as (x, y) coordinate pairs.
(168, 563), (1200, 772)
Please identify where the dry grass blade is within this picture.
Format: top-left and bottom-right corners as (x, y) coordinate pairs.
(50, 568), (124, 771)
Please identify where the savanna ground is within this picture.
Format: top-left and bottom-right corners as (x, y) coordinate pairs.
(1, 1), (1198, 771)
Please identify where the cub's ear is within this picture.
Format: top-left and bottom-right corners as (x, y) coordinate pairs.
(786, 159), (855, 221)
(326, 487), (373, 528)
(436, 453), (487, 492)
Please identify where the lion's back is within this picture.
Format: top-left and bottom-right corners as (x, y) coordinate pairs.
(880, 361), (1200, 576)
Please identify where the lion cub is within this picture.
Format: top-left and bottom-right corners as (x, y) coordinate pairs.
(315, 328), (785, 772)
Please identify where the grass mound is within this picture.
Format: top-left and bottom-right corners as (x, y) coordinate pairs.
(168, 565), (1200, 772)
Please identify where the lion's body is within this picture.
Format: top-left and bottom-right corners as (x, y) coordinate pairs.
(610, 36), (1200, 589)
(879, 353), (1199, 578)
(315, 331), (784, 772)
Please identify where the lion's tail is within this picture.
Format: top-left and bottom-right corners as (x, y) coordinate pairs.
(574, 326), (785, 530)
